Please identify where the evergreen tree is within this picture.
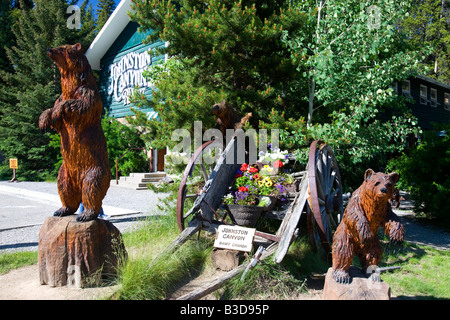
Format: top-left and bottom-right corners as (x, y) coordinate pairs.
(79, 0), (97, 48)
(401, 0), (450, 85)
(128, 0), (306, 148)
(0, 0), (96, 179)
(96, 0), (116, 33)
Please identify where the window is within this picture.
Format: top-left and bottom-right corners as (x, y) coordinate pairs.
(420, 85), (427, 104)
(430, 88), (437, 107)
(445, 93), (450, 110)
(402, 80), (411, 96)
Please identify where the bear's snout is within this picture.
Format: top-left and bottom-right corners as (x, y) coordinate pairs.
(380, 187), (388, 194)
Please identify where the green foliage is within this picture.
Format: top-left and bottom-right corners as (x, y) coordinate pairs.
(387, 124), (450, 222)
(400, 0), (450, 85)
(128, 0), (308, 147)
(96, 0), (116, 34)
(0, 0), (97, 180)
(101, 117), (149, 177)
(129, 0), (425, 187)
(128, 57), (223, 149)
(283, 0), (424, 163)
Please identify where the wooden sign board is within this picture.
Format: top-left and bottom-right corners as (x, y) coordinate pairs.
(214, 225), (256, 252)
(9, 158), (18, 169)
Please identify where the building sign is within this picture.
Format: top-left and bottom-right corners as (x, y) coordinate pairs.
(214, 225), (256, 252)
(107, 51), (153, 105)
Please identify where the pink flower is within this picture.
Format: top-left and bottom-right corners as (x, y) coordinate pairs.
(273, 160), (284, 168)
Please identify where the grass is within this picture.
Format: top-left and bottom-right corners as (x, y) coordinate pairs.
(379, 240), (450, 299)
(112, 213), (214, 300)
(1, 213), (448, 300)
(0, 250), (38, 275)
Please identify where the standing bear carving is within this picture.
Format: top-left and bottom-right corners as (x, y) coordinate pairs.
(39, 43), (111, 222)
(331, 169), (404, 283)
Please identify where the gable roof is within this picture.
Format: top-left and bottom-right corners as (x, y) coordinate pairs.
(85, 0), (133, 70)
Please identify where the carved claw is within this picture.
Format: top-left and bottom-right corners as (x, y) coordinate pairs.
(53, 207), (75, 217)
(76, 210), (97, 222)
(332, 270), (352, 284)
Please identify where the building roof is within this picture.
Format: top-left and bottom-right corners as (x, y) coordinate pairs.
(417, 75), (450, 91)
(85, 0), (133, 70)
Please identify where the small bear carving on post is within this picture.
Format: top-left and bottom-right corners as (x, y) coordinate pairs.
(39, 43), (111, 222)
(331, 169), (404, 283)
(211, 100), (252, 137)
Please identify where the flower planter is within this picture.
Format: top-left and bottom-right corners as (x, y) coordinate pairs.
(258, 195), (278, 211)
(227, 204), (263, 227)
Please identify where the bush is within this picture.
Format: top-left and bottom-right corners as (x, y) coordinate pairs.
(101, 117), (150, 177)
(387, 124), (450, 222)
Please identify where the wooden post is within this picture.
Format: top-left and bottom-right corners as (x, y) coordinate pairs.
(115, 159), (118, 184)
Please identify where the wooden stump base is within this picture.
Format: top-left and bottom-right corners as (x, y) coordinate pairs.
(211, 248), (242, 271)
(38, 215), (127, 288)
(323, 267), (391, 300)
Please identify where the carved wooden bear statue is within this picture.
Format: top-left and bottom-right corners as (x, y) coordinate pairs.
(39, 43), (111, 222)
(211, 100), (252, 137)
(331, 169), (404, 283)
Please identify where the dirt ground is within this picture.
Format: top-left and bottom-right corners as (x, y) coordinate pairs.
(1, 209), (448, 300)
(0, 264), (118, 300)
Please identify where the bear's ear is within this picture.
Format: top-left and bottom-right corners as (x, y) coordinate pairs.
(364, 169), (374, 181)
(388, 172), (399, 184)
(73, 43), (82, 52)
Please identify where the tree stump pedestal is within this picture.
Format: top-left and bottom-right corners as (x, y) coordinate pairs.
(38, 215), (127, 288)
(323, 266), (391, 300)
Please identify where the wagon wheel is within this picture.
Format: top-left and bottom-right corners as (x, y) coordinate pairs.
(176, 141), (214, 232)
(307, 140), (343, 255)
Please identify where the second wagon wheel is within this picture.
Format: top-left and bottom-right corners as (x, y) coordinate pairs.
(307, 140), (344, 255)
(176, 141), (214, 232)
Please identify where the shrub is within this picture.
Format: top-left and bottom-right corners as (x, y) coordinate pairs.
(387, 124), (450, 222)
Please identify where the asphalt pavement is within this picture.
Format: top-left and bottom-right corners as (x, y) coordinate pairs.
(0, 180), (169, 253)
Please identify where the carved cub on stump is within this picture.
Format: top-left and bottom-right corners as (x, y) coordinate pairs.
(331, 169), (404, 283)
(39, 43), (111, 222)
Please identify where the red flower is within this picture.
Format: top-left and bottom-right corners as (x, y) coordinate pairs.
(273, 160), (284, 168)
(238, 186), (248, 192)
(253, 174), (261, 180)
(248, 166), (258, 173)
(240, 163), (249, 172)
(235, 174), (242, 178)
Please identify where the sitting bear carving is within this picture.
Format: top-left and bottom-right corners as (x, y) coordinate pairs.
(331, 169), (404, 283)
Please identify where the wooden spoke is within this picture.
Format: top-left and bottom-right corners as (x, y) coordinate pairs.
(176, 141), (214, 232)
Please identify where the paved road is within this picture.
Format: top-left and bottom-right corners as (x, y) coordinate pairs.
(0, 181), (169, 253)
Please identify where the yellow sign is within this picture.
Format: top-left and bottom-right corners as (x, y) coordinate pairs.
(9, 158), (18, 169)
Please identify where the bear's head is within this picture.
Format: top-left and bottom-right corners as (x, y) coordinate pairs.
(47, 43), (87, 73)
(362, 169), (399, 201)
(211, 100), (230, 118)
